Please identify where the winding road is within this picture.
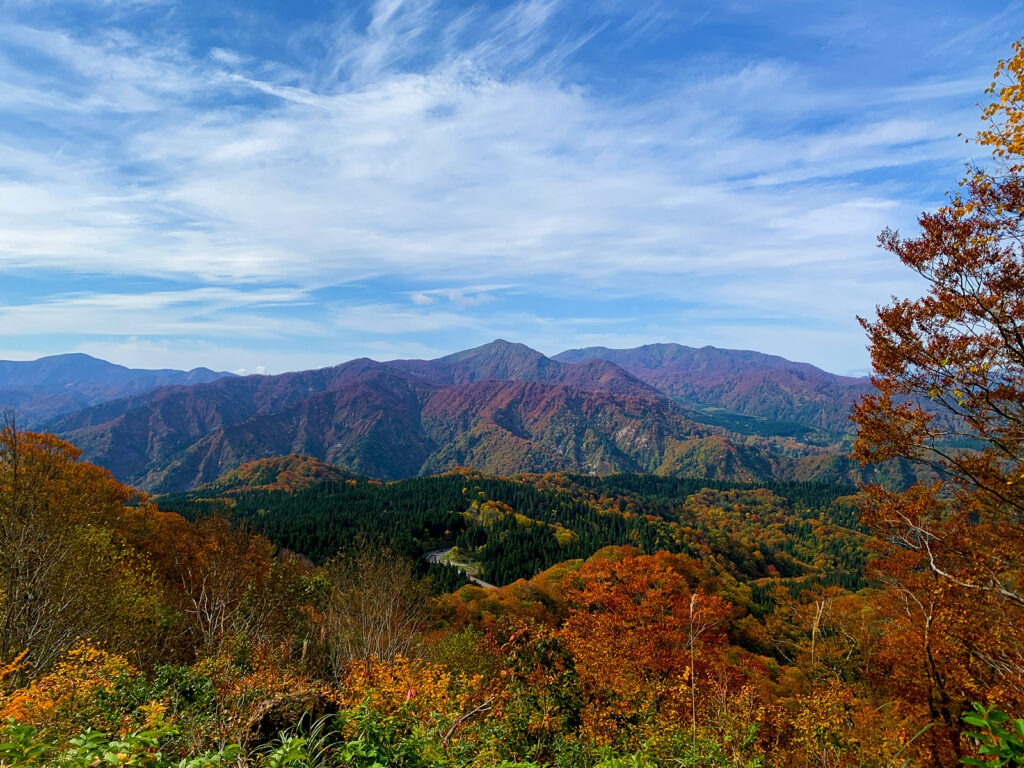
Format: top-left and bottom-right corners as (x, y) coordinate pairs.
(425, 548), (496, 589)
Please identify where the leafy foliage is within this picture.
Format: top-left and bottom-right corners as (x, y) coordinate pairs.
(159, 471), (866, 594)
(19, 38), (1024, 750)
(963, 703), (1024, 767)
(852, 37), (1024, 768)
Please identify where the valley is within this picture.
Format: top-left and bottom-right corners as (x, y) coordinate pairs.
(0, 334), (1011, 767)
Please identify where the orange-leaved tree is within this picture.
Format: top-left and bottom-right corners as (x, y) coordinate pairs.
(559, 549), (732, 744)
(854, 38), (1024, 607)
(0, 416), (164, 676)
(853, 37), (1024, 761)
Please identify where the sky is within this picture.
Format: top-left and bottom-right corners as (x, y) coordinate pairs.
(1, 1), (1021, 377)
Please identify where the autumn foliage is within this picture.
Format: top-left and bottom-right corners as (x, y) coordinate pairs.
(852, 35), (1024, 767)
(6, 41), (1024, 767)
(0, 413), (989, 765)
(559, 550), (733, 742)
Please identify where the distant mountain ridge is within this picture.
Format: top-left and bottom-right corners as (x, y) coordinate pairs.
(31, 340), (881, 492)
(385, 340), (661, 395)
(553, 343), (871, 433)
(0, 353), (235, 427)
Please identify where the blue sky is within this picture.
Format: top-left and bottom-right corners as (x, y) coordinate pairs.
(0, 0), (1021, 376)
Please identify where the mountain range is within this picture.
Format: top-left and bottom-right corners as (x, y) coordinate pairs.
(4, 341), (889, 492)
(553, 345), (871, 433)
(0, 353), (233, 427)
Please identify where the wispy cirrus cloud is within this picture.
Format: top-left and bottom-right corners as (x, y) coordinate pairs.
(0, 0), (1019, 374)
(0, 287), (317, 337)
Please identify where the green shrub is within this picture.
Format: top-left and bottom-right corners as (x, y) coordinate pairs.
(963, 703), (1024, 767)
(0, 718), (240, 768)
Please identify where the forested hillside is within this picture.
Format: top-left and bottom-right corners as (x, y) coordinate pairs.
(44, 340), (885, 493)
(159, 466), (865, 594)
(0, 417), (1016, 767)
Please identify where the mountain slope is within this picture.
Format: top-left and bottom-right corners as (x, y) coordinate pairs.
(49, 341), (824, 492)
(419, 379), (711, 476)
(0, 353), (234, 427)
(553, 343), (872, 433)
(42, 340), (881, 493)
(51, 359), (437, 489)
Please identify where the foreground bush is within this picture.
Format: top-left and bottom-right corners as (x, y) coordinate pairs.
(0, 717), (240, 768)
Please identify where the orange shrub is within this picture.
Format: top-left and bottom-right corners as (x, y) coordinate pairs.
(0, 642), (137, 735)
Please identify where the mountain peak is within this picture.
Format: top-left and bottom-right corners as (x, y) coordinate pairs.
(440, 340), (554, 383)
(554, 342), (825, 374)
(552, 342), (871, 432)
(444, 339), (544, 361)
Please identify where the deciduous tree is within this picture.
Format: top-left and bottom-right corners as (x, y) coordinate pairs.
(320, 545), (431, 677)
(559, 550), (732, 742)
(854, 40), (1024, 607)
(0, 416), (159, 675)
(853, 38), (1024, 761)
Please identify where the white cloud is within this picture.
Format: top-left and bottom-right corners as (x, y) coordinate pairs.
(327, 302), (478, 335)
(0, 0), (1018, 373)
(0, 10), (968, 291)
(0, 287), (318, 339)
